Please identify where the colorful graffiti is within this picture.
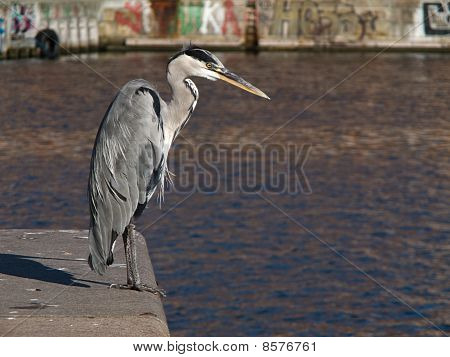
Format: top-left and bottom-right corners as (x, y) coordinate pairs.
(150, 0), (177, 36)
(104, 0), (245, 38)
(200, 0), (223, 35)
(0, 15), (4, 52)
(423, 2), (450, 35)
(267, 0), (387, 42)
(100, 0), (154, 38)
(115, 1), (144, 34)
(11, 4), (34, 37)
(2, 0), (449, 55)
(222, 0), (241, 36)
(176, 0), (243, 37)
(178, 0), (203, 35)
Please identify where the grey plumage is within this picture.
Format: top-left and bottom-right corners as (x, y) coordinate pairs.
(88, 79), (165, 274)
(87, 45), (268, 291)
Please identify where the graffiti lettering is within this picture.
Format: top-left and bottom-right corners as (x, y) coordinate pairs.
(0, 17), (4, 52)
(11, 4), (34, 36)
(200, 0), (223, 35)
(301, 1), (363, 41)
(0, 18), (4, 35)
(115, 1), (143, 34)
(179, 1), (203, 35)
(141, 0), (152, 34)
(222, 0), (241, 36)
(270, 0), (385, 42)
(423, 2), (450, 35)
(151, 0), (244, 38)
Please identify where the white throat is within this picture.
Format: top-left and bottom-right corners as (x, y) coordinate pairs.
(164, 64), (199, 142)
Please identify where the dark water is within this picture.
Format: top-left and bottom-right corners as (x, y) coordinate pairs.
(0, 51), (449, 336)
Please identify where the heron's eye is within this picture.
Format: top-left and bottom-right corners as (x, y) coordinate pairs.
(206, 63), (213, 69)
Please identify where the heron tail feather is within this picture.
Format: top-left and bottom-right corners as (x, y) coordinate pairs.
(88, 228), (108, 275)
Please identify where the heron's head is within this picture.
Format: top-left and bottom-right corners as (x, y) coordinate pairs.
(167, 44), (270, 100)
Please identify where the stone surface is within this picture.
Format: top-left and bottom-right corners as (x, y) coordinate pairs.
(0, 229), (169, 337)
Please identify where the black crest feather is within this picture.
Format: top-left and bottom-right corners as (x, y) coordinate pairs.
(168, 43), (221, 66)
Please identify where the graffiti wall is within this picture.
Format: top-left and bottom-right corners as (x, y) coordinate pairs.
(10, 3), (35, 39)
(175, 0), (244, 37)
(258, 0), (391, 43)
(1, 0), (248, 55)
(38, 2), (100, 48)
(423, 2), (450, 35)
(0, 1), (101, 51)
(149, 0), (177, 36)
(138, 0), (247, 39)
(99, 0), (247, 40)
(0, 7), (6, 53)
(99, 0), (155, 40)
(258, 0), (450, 46)
(1, 1), (449, 55)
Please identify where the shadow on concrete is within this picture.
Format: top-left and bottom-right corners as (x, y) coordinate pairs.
(0, 253), (89, 288)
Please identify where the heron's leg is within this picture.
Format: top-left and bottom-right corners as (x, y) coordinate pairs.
(110, 224), (166, 297)
(129, 227), (166, 296)
(124, 223), (138, 285)
(128, 223), (141, 286)
(109, 223), (136, 287)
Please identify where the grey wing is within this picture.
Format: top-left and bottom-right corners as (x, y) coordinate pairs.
(88, 79), (165, 274)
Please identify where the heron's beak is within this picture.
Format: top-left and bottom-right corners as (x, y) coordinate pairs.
(210, 67), (270, 100)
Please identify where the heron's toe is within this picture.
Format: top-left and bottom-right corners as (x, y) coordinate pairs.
(136, 284), (167, 298)
(109, 283), (129, 289)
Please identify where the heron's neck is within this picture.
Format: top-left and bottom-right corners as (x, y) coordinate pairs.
(165, 70), (198, 135)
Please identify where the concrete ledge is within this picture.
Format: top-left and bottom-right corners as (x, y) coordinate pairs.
(121, 37), (245, 52)
(120, 37), (450, 53)
(0, 229), (169, 337)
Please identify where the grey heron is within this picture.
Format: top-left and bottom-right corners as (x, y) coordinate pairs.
(87, 45), (269, 295)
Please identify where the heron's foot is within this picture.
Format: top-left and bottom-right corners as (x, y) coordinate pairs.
(109, 283), (130, 290)
(109, 283), (166, 297)
(134, 284), (167, 298)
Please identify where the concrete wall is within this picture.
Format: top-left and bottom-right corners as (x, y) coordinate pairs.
(1, 0), (449, 55)
(39, 2), (101, 49)
(0, 1), (248, 53)
(258, 0), (450, 48)
(0, 1), (102, 54)
(99, 0), (248, 42)
(98, 0), (153, 44)
(106, 0), (450, 48)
